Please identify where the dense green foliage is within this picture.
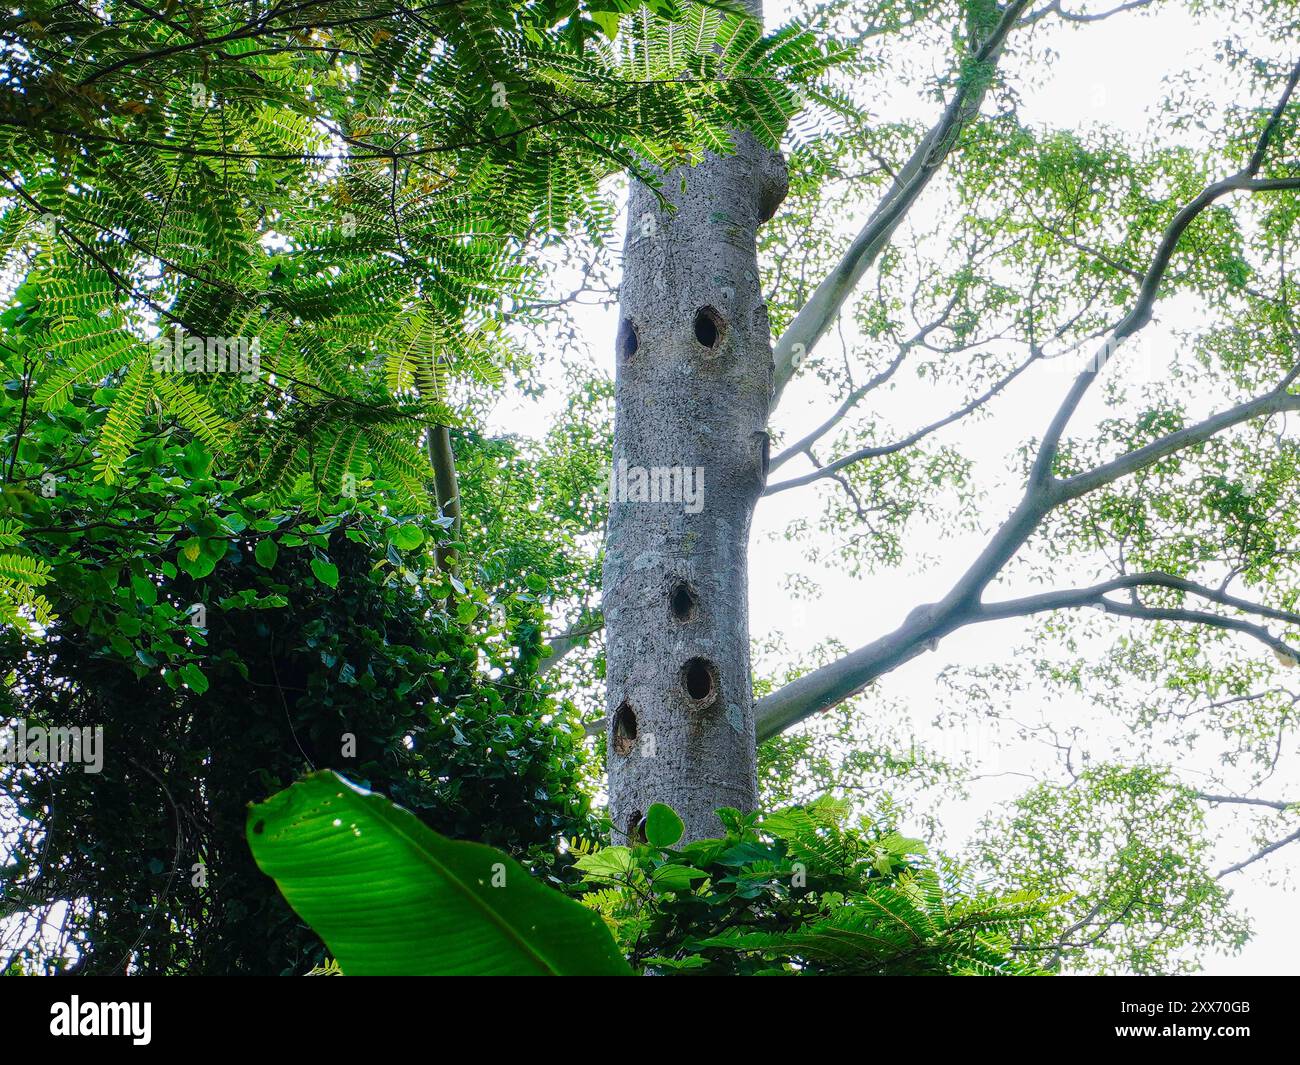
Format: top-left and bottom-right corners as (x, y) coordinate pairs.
(0, 398), (599, 973)
(574, 795), (1052, 975)
(0, 0), (834, 633)
(975, 766), (1252, 975)
(250, 775), (1048, 976)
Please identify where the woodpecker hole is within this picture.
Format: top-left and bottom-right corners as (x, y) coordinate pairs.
(612, 701), (638, 757)
(693, 306), (723, 350)
(669, 581), (698, 623)
(681, 656), (718, 708)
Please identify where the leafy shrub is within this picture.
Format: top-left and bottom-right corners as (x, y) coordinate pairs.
(574, 796), (1056, 975)
(0, 409), (597, 974)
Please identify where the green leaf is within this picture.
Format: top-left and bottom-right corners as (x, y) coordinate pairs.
(645, 803), (684, 848)
(247, 771), (632, 975)
(130, 575), (157, 606)
(177, 537), (217, 579)
(180, 663), (209, 694)
(591, 10), (621, 38)
(649, 863), (707, 892)
(386, 524), (424, 551)
(309, 558), (339, 588)
(573, 846), (635, 882)
(254, 538), (279, 570)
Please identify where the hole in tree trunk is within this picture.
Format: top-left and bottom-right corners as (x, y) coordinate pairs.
(693, 307), (723, 350)
(681, 656), (718, 708)
(611, 701), (638, 756)
(669, 581), (698, 623)
(617, 318), (639, 359)
(627, 810), (646, 844)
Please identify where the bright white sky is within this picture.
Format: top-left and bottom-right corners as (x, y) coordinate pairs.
(492, 1), (1298, 974)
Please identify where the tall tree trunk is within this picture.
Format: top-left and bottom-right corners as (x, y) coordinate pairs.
(426, 423), (461, 573)
(605, 8), (787, 841)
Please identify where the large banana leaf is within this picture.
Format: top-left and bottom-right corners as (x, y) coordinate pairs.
(247, 771), (631, 976)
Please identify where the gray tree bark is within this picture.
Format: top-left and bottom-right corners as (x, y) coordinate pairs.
(604, 28), (787, 841)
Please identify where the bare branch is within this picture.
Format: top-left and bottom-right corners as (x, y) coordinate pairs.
(1052, 387), (1300, 504)
(1196, 793), (1295, 812)
(755, 606), (948, 741)
(1217, 826), (1300, 879)
(1020, 0), (1159, 27)
(769, 0), (1034, 407)
(1093, 599), (1299, 664)
(754, 565), (1300, 741)
(768, 289), (967, 472)
(767, 379), (877, 474)
(538, 613), (603, 675)
(977, 571), (1300, 630)
(764, 350), (1038, 495)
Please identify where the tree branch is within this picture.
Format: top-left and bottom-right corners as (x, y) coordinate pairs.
(978, 570), (1300, 628)
(754, 564), (1300, 741)
(426, 423), (461, 573)
(1094, 598), (1300, 664)
(754, 373), (1300, 740)
(538, 613), (603, 675)
(768, 0), (1034, 408)
(1020, 0), (1158, 26)
(754, 58), (1300, 741)
(1052, 387), (1300, 504)
(1026, 60), (1300, 488)
(764, 349), (1038, 495)
(767, 291), (966, 472)
(1217, 826), (1300, 879)
(1196, 793), (1295, 812)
